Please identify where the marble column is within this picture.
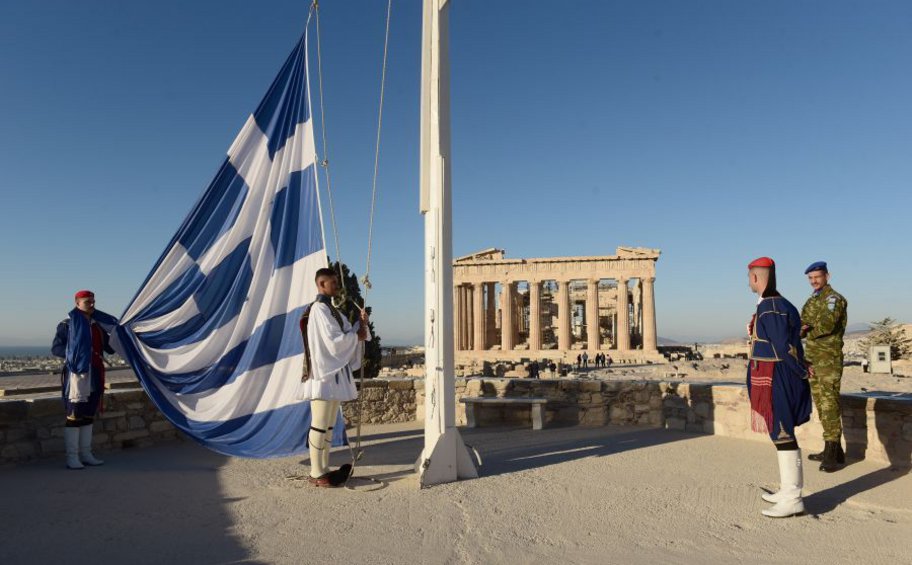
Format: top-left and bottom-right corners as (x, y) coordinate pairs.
(557, 280), (571, 351)
(501, 282), (514, 351)
(642, 276), (657, 352)
(586, 279), (599, 352)
(485, 282), (496, 349)
(529, 281), (541, 350)
(616, 277), (630, 351)
(473, 282), (484, 351)
(462, 285), (470, 350)
(454, 285), (462, 350)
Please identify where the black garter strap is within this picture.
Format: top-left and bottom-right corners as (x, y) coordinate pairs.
(310, 426), (326, 433)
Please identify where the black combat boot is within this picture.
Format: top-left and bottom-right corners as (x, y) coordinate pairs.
(819, 441), (845, 472)
(807, 447), (826, 461)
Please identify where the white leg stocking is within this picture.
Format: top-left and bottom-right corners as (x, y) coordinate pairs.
(322, 400), (340, 471)
(309, 400), (333, 479)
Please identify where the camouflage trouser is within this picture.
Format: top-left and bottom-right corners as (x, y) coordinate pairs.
(809, 366), (843, 441)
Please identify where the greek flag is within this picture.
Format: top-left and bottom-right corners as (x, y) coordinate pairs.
(114, 31), (346, 457)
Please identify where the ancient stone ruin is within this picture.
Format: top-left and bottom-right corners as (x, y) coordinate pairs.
(453, 247), (664, 365)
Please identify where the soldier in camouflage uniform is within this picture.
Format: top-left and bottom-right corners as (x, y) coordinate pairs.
(800, 261), (848, 472)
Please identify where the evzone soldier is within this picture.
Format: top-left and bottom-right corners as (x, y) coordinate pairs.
(51, 290), (119, 470)
(800, 261), (848, 472)
(299, 268), (370, 487)
(746, 258), (812, 518)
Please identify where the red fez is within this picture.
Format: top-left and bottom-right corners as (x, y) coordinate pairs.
(748, 257), (775, 269)
(74, 290), (95, 300)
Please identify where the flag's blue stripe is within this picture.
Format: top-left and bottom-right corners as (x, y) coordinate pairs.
(271, 166), (322, 269)
(153, 306), (306, 395)
(178, 159), (250, 261)
(132, 263), (203, 323)
(138, 238), (253, 349)
(253, 35), (309, 160)
(115, 325), (346, 459)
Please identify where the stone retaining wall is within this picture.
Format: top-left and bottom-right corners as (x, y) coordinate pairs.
(0, 378), (417, 466)
(0, 389), (179, 465)
(3, 377), (910, 469)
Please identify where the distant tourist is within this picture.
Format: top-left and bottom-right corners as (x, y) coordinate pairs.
(800, 261), (848, 472)
(51, 290), (118, 470)
(576, 354), (582, 369)
(529, 360), (540, 379)
(605, 353), (613, 367)
(581, 352), (589, 368)
(746, 257), (811, 518)
(861, 358), (868, 373)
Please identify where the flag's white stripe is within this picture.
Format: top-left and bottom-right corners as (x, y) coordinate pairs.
(130, 250), (324, 373)
(151, 353), (306, 423)
(128, 118), (315, 332)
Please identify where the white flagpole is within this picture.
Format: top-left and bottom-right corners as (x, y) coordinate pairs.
(417, 0), (478, 486)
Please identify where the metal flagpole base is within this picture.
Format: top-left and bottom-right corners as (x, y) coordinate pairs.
(416, 427), (478, 487)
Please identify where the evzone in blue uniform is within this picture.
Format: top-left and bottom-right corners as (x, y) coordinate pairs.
(51, 290), (118, 470)
(746, 257), (811, 518)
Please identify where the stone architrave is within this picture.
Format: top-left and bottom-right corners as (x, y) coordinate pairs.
(558, 280), (571, 350)
(642, 276), (657, 352)
(473, 282), (484, 351)
(501, 282), (514, 351)
(529, 281), (541, 350)
(586, 279), (599, 352)
(616, 277), (630, 351)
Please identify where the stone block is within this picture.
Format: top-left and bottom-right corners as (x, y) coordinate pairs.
(4, 428), (29, 443)
(26, 399), (62, 419)
(99, 411), (126, 420)
(50, 427), (66, 438)
(128, 416), (146, 430)
(114, 430), (150, 443)
(150, 421), (174, 433)
(2, 442), (37, 459)
(40, 438), (65, 453)
(93, 433), (110, 445)
(0, 401), (29, 424)
(126, 403), (145, 411)
(579, 381), (602, 393)
(386, 379), (415, 391)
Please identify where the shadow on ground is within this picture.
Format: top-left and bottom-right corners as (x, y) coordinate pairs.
(351, 423), (698, 481)
(0, 444), (267, 565)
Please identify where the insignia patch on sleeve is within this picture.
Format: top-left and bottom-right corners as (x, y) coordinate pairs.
(827, 295), (837, 311)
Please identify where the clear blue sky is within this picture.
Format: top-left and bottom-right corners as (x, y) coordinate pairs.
(1, 0), (910, 346)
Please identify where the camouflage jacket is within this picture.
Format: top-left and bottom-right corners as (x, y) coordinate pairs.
(800, 285), (847, 367)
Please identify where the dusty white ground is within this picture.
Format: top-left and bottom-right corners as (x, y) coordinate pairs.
(1, 420), (909, 565)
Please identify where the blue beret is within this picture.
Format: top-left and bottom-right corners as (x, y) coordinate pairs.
(804, 261), (827, 274)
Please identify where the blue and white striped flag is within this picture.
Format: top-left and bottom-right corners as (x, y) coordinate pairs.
(115, 31), (346, 457)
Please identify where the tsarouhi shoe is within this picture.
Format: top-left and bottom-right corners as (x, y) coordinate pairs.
(762, 450), (805, 518)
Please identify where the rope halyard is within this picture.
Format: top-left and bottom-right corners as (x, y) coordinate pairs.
(296, 0), (392, 493)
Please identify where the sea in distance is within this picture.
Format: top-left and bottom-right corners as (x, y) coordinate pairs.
(0, 346), (52, 357)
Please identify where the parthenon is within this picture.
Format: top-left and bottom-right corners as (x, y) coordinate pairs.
(453, 247), (663, 364)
